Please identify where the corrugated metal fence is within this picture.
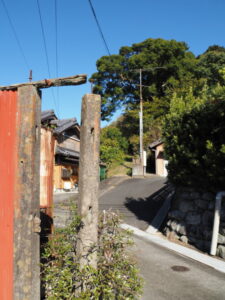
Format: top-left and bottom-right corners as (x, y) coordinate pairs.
(0, 90), (18, 300)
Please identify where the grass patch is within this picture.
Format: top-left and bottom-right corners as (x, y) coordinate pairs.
(107, 157), (133, 178)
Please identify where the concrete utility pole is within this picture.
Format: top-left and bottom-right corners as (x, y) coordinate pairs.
(77, 94), (101, 269)
(136, 67), (165, 176)
(139, 69), (143, 168)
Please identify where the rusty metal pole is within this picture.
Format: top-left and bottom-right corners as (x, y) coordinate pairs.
(77, 94), (101, 269)
(14, 86), (41, 299)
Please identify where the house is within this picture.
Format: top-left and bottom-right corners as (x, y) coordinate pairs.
(149, 139), (168, 177)
(39, 110), (80, 235)
(40, 110), (80, 208)
(52, 118), (80, 191)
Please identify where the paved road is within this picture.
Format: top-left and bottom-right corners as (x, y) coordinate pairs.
(132, 235), (225, 300)
(53, 176), (225, 299)
(53, 175), (167, 229)
(99, 175), (167, 230)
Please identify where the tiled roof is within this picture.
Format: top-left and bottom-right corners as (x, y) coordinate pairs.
(149, 139), (163, 149)
(51, 118), (78, 134)
(41, 110), (57, 123)
(55, 145), (80, 158)
(41, 110), (79, 134)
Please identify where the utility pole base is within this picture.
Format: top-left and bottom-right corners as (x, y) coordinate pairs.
(132, 163), (144, 177)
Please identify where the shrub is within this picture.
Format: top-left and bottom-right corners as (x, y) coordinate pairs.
(163, 90), (225, 190)
(100, 126), (128, 168)
(41, 208), (143, 299)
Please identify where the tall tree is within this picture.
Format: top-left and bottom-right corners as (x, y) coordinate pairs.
(91, 38), (197, 121)
(100, 126), (128, 167)
(196, 45), (225, 86)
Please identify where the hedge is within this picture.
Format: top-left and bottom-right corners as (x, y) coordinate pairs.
(163, 98), (225, 190)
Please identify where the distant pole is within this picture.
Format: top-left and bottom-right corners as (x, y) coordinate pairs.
(77, 94), (101, 269)
(139, 69), (143, 170)
(29, 70), (33, 82)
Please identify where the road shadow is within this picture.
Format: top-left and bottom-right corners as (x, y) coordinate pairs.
(125, 185), (170, 225)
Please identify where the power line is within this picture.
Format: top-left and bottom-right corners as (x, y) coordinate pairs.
(36, 0), (51, 78)
(55, 0), (59, 79)
(54, 0), (61, 117)
(36, 0), (59, 117)
(87, 0), (111, 56)
(0, 0), (30, 70)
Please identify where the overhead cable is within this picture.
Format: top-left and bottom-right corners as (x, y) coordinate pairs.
(0, 0), (30, 70)
(36, 0), (51, 77)
(55, 0), (59, 79)
(87, 0), (111, 56)
(36, 0), (59, 117)
(54, 0), (60, 117)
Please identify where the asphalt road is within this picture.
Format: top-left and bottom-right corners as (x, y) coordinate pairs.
(132, 235), (225, 300)
(99, 175), (167, 230)
(53, 176), (225, 300)
(53, 175), (167, 229)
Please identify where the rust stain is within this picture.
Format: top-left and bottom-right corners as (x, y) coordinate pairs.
(0, 90), (18, 300)
(14, 98), (21, 218)
(40, 128), (54, 217)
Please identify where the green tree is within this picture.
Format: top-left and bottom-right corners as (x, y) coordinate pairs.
(115, 101), (163, 155)
(163, 86), (225, 190)
(91, 38), (197, 121)
(196, 45), (225, 86)
(100, 126), (128, 167)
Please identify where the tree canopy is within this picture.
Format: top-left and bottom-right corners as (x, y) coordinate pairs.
(100, 126), (128, 167)
(196, 45), (225, 86)
(94, 38), (225, 165)
(91, 38), (197, 121)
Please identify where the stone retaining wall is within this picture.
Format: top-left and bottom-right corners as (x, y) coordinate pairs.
(163, 187), (225, 259)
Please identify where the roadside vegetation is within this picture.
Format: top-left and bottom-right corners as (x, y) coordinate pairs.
(96, 39), (225, 174)
(42, 38), (225, 298)
(106, 159), (133, 177)
(41, 207), (143, 299)
(163, 84), (225, 190)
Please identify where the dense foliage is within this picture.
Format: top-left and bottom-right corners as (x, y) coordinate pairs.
(100, 126), (128, 167)
(41, 209), (143, 299)
(196, 45), (225, 86)
(91, 38), (197, 121)
(92, 38), (225, 162)
(163, 87), (225, 190)
(115, 101), (164, 155)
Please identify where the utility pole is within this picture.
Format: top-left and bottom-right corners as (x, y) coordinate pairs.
(131, 67), (166, 177)
(139, 69), (143, 173)
(29, 70), (33, 82)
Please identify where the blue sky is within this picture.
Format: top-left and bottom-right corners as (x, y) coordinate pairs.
(1, 0), (225, 126)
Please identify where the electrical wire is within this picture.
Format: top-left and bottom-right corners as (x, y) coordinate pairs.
(55, 0), (59, 79)
(87, 0), (111, 56)
(36, 0), (59, 117)
(54, 0), (61, 118)
(0, 0), (30, 70)
(36, 0), (51, 78)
